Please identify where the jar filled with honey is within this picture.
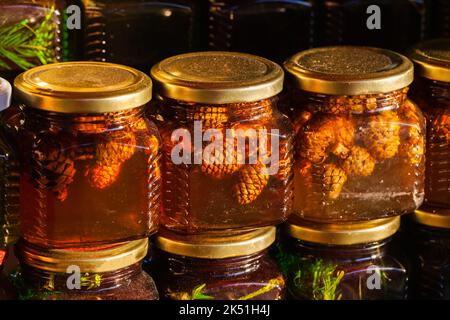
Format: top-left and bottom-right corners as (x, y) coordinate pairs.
(284, 46), (425, 223)
(150, 51), (294, 234)
(10, 239), (158, 300)
(406, 208), (450, 299)
(14, 62), (161, 248)
(278, 217), (408, 300)
(409, 39), (450, 211)
(0, 77), (20, 266)
(150, 227), (285, 300)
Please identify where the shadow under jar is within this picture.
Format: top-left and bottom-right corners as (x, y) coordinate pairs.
(0, 78), (20, 262)
(14, 62), (161, 248)
(409, 39), (450, 211)
(9, 238), (158, 300)
(284, 46), (425, 223)
(150, 227), (285, 300)
(150, 51), (294, 234)
(278, 217), (408, 300)
(406, 208), (450, 299)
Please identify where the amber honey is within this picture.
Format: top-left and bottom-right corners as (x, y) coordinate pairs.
(14, 62), (161, 248)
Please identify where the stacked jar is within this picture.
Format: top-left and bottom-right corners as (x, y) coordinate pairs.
(1, 61), (161, 300)
(279, 46), (425, 299)
(148, 51), (294, 299)
(406, 39), (450, 300)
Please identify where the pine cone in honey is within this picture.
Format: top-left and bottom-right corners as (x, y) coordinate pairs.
(398, 100), (425, 165)
(86, 163), (121, 190)
(234, 161), (269, 205)
(32, 146), (76, 202)
(87, 130), (136, 189)
(434, 112), (450, 143)
(192, 106), (229, 128)
(202, 143), (244, 178)
(361, 111), (400, 160)
(320, 163), (347, 200)
(298, 116), (354, 163)
(341, 146), (376, 177)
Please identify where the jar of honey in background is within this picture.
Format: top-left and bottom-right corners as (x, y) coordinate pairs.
(150, 227), (284, 300)
(409, 38), (450, 211)
(150, 51), (294, 234)
(14, 62), (161, 248)
(284, 46), (425, 223)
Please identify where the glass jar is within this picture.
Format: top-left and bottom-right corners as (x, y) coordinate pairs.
(207, 1), (315, 63)
(0, 77), (20, 263)
(318, 0), (426, 52)
(9, 238), (159, 300)
(278, 217), (408, 300)
(409, 39), (450, 210)
(82, 0), (201, 73)
(14, 62), (161, 248)
(284, 46), (425, 223)
(150, 52), (294, 234)
(0, 0), (75, 83)
(150, 227), (285, 300)
(430, 0), (450, 38)
(406, 208), (450, 299)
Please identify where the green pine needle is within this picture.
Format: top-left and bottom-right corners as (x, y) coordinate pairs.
(0, 4), (58, 71)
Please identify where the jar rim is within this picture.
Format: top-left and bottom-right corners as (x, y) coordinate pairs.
(284, 46), (413, 95)
(151, 51), (284, 104)
(15, 239), (148, 273)
(14, 62), (152, 114)
(285, 217), (400, 245)
(0, 77), (11, 111)
(155, 227), (276, 259)
(409, 38), (450, 82)
(413, 206), (450, 230)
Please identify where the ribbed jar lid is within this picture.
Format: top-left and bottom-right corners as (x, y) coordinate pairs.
(284, 46), (413, 95)
(16, 239), (148, 273)
(155, 227), (276, 259)
(286, 217), (400, 245)
(151, 51), (284, 104)
(14, 62), (152, 113)
(409, 38), (450, 82)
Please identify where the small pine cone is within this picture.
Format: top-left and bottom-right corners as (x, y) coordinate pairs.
(398, 100), (425, 165)
(32, 147), (76, 202)
(321, 163), (347, 200)
(202, 146), (243, 178)
(361, 111), (400, 160)
(234, 161), (269, 205)
(298, 116), (354, 163)
(434, 112), (450, 142)
(87, 163), (122, 189)
(341, 146), (376, 176)
(95, 130), (136, 165)
(192, 106), (228, 128)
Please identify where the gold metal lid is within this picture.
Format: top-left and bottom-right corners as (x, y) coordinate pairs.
(150, 51), (284, 104)
(155, 227), (276, 259)
(16, 239), (148, 273)
(284, 46), (413, 95)
(409, 38), (450, 82)
(14, 62), (152, 113)
(413, 206), (450, 229)
(286, 217), (400, 245)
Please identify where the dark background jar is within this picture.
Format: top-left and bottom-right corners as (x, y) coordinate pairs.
(82, 0), (203, 73)
(207, 0), (315, 63)
(315, 0), (427, 52)
(278, 219), (409, 300)
(404, 213), (450, 299)
(0, 0), (83, 83)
